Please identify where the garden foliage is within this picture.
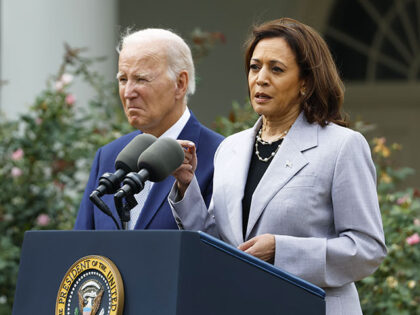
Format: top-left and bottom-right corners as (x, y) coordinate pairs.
(0, 46), (132, 314)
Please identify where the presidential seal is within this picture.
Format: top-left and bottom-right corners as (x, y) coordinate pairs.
(55, 255), (124, 315)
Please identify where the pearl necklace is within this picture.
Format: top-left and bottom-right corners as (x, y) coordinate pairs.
(254, 127), (289, 162)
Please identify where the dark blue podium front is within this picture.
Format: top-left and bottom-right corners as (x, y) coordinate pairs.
(13, 230), (325, 314)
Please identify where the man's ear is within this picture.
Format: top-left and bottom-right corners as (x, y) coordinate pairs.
(175, 70), (189, 100)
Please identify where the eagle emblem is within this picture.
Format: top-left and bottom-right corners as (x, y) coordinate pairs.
(78, 279), (104, 315)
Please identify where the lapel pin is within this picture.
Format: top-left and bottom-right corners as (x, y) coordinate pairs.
(285, 160), (293, 168)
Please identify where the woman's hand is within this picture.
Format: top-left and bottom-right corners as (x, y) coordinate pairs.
(238, 234), (275, 263)
(172, 140), (197, 198)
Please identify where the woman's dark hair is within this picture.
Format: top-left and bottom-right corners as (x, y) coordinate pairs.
(244, 18), (348, 127)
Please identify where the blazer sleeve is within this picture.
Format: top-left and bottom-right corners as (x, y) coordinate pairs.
(74, 148), (102, 230)
(273, 132), (387, 288)
(168, 175), (218, 236)
(168, 134), (224, 234)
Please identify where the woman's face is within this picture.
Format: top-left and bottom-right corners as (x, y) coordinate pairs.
(248, 37), (304, 120)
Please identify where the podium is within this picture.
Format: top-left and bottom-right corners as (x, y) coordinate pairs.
(13, 230), (325, 314)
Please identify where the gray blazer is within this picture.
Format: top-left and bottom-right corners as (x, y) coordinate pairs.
(169, 113), (387, 315)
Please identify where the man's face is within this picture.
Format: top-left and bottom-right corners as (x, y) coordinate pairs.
(117, 41), (181, 136)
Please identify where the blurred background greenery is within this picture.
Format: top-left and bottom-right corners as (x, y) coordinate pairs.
(1, 1), (420, 312)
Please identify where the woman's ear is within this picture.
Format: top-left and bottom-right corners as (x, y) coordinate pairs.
(299, 81), (307, 96)
(175, 70), (189, 101)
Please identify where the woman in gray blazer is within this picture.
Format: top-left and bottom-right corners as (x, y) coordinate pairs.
(170, 18), (387, 315)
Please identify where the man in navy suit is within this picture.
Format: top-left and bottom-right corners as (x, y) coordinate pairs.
(74, 28), (223, 230)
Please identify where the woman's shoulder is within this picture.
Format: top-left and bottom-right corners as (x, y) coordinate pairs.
(219, 126), (256, 146)
(321, 121), (364, 139)
(213, 126), (257, 159)
(319, 122), (370, 153)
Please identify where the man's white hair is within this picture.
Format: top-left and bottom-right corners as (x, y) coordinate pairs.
(119, 28), (196, 101)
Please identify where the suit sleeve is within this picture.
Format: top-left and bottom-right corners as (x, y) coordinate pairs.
(168, 140), (223, 235)
(273, 132), (387, 288)
(168, 175), (219, 236)
(74, 148), (102, 230)
(195, 129), (224, 208)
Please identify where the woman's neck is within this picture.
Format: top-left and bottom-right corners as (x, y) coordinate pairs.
(261, 108), (300, 142)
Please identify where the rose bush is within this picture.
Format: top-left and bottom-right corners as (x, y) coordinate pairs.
(357, 137), (420, 314)
(0, 46), (131, 314)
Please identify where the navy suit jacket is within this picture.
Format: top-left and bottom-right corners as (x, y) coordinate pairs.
(74, 112), (223, 230)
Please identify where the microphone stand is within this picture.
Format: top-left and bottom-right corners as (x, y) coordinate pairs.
(89, 191), (121, 230)
(114, 194), (138, 230)
(114, 170), (149, 230)
(88, 170), (129, 230)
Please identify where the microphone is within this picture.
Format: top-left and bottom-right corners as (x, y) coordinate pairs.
(88, 134), (157, 229)
(114, 137), (185, 199)
(90, 133), (157, 198)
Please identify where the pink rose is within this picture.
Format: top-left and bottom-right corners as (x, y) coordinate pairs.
(36, 214), (50, 226)
(65, 94), (76, 105)
(11, 167), (23, 177)
(11, 148), (24, 161)
(55, 80), (64, 91)
(397, 195), (409, 205)
(60, 73), (73, 85)
(414, 219), (420, 226)
(406, 233), (420, 245)
(55, 73), (73, 92)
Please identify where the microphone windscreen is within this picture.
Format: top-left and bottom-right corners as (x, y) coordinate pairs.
(137, 137), (184, 182)
(115, 134), (157, 172)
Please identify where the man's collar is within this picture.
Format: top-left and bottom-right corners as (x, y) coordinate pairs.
(159, 107), (191, 140)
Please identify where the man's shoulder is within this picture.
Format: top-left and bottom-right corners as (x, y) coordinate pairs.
(197, 123), (224, 143)
(182, 112), (224, 148)
(194, 123), (224, 155)
(100, 130), (140, 152)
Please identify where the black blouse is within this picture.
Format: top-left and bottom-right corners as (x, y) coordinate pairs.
(242, 137), (283, 239)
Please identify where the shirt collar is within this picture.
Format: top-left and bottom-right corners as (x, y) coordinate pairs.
(159, 107), (191, 139)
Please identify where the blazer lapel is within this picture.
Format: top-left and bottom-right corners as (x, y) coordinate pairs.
(246, 113), (318, 239)
(135, 176), (175, 229)
(135, 113), (201, 229)
(222, 120), (261, 244)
